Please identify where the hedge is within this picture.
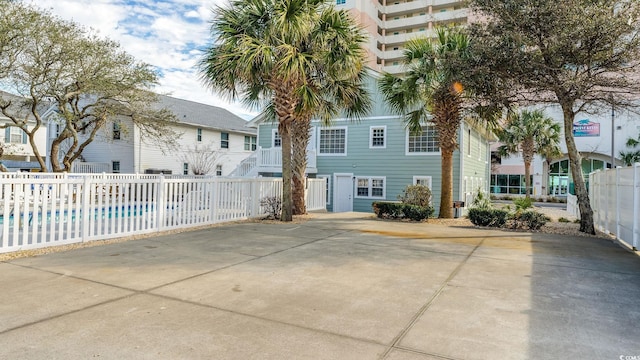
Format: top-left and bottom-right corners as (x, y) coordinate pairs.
(372, 202), (434, 221)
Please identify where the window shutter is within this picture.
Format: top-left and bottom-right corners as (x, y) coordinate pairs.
(4, 128), (9, 143)
(22, 130), (27, 144)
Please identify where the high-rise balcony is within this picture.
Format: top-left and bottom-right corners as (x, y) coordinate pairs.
(381, 29), (434, 46)
(382, 0), (429, 17)
(384, 14), (430, 31)
(431, 8), (468, 23)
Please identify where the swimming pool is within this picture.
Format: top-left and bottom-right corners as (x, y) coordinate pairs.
(0, 204), (155, 227)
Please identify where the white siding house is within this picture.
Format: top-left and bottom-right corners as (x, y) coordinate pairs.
(48, 95), (256, 175)
(0, 91), (48, 171)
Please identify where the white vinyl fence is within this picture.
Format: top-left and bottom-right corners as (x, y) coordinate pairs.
(566, 193), (580, 218)
(0, 174), (326, 253)
(589, 164), (640, 250)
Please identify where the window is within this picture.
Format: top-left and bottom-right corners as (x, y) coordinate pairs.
(244, 136), (257, 151)
(197, 128), (202, 142)
(183, 162), (189, 175)
(467, 129), (471, 156)
(317, 175), (331, 205)
(355, 176), (385, 199)
(393, 31), (399, 35)
(413, 176), (432, 189)
(113, 122), (121, 140)
(406, 125), (439, 154)
(318, 127), (347, 155)
(221, 132), (229, 148)
(216, 165), (222, 176)
(370, 126), (386, 149)
(272, 129), (281, 147)
(5, 127), (26, 144)
(112, 161), (120, 174)
(336, 0), (345, 4)
(419, 28), (425, 32)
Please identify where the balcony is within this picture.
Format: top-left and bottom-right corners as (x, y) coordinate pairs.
(382, 0), (429, 16)
(431, 8), (468, 23)
(381, 29), (434, 46)
(385, 14), (430, 31)
(229, 147), (318, 177)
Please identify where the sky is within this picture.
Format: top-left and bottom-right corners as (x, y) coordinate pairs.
(23, 0), (258, 120)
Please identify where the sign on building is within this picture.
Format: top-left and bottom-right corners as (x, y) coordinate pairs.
(573, 119), (600, 137)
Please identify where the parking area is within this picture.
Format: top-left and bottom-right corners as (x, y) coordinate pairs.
(1, 212), (639, 359)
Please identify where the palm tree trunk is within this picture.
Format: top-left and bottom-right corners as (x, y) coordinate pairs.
(524, 159), (532, 199)
(279, 121), (293, 222)
(561, 103), (595, 234)
(291, 115), (311, 215)
(439, 148), (454, 218)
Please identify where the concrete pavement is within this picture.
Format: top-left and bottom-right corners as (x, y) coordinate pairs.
(1, 212), (639, 359)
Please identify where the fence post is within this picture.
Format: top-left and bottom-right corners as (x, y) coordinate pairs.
(157, 176), (165, 231)
(251, 179), (261, 218)
(212, 178), (219, 223)
(82, 176), (91, 241)
(615, 167), (621, 238)
(633, 163), (639, 250)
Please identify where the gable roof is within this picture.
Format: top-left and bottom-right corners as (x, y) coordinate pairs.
(0, 90), (42, 122)
(157, 95), (255, 135)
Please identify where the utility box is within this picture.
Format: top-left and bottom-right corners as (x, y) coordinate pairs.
(453, 201), (465, 218)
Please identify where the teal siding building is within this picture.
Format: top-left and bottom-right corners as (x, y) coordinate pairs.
(247, 74), (492, 216)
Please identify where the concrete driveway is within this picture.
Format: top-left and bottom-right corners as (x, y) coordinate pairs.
(1, 212), (639, 359)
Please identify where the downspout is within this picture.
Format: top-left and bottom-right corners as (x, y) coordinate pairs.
(459, 122), (465, 203)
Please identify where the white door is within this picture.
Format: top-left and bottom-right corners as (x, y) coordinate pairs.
(333, 173), (353, 212)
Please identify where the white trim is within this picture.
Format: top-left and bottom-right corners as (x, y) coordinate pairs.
(369, 125), (387, 149)
(467, 128), (471, 157)
(354, 175), (386, 199)
(333, 173), (354, 212)
(317, 126), (348, 156)
(311, 115), (400, 124)
(272, 129), (281, 148)
(405, 125), (440, 156)
(412, 176), (432, 189)
(477, 131), (482, 161)
(317, 174), (332, 205)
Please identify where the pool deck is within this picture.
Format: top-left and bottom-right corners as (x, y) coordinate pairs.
(1, 212), (639, 359)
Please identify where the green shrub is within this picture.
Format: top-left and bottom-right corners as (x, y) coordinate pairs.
(515, 210), (548, 230)
(471, 188), (492, 210)
(402, 204), (434, 221)
(372, 202), (433, 221)
(372, 202), (402, 219)
(513, 197), (533, 211)
(468, 208), (509, 227)
(558, 217), (570, 223)
(398, 184), (432, 207)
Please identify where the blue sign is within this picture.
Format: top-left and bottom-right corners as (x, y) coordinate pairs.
(573, 119), (600, 137)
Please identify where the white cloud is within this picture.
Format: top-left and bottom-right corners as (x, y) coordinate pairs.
(20, 0), (256, 118)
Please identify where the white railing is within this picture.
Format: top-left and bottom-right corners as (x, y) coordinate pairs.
(0, 174), (326, 253)
(590, 164), (640, 250)
(229, 147), (318, 177)
(566, 193), (580, 218)
(72, 162), (110, 173)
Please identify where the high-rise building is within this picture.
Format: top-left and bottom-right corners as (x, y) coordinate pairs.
(339, 0), (470, 74)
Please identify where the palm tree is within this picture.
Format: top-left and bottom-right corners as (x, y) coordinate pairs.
(290, 72), (371, 215)
(496, 109), (561, 198)
(379, 28), (470, 218)
(199, 0), (367, 221)
(619, 133), (640, 166)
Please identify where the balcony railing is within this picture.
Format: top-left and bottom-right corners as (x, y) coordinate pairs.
(229, 147), (317, 177)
